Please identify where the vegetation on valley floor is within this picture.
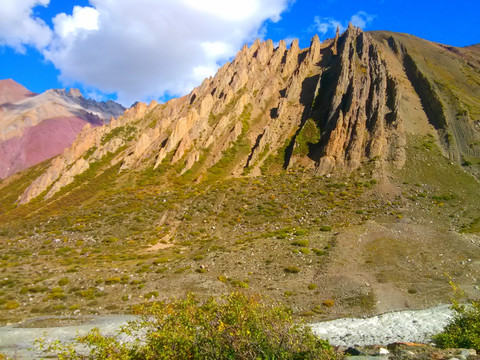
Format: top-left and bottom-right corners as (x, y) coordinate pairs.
(35, 292), (340, 360)
(0, 134), (478, 327)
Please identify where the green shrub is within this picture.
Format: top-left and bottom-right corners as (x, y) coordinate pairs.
(46, 288), (67, 301)
(322, 300), (335, 308)
(294, 118), (319, 157)
(193, 254), (205, 261)
(144, 291), (159, 299)
(291, 240), (309, 247)
(105, 277), (121, 285)
(4, 300), (20, 310)
(36, 292), (338, 359)
(284, 266), (301, 274)
(294, 229), (309, 236)
(319, 226), (332, 232)
(229, 279), (249, 288)
(58, 278), (70, 286)
(433, 300), (480, 351)
(299, 247), (310, 255)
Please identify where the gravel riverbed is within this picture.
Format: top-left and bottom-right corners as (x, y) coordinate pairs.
(0, 306), (455, 358)
(310, 305), (454, 347)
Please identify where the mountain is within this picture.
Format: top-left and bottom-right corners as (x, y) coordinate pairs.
(0, 79), (36, 105)
(0, 80), (125, 178)
(17, 25), (480, 203)
(0, 25), (479, 325)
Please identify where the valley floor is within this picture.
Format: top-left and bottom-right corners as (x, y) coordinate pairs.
(0, 304), (456, 359)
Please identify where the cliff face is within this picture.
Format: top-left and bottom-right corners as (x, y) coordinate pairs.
(0, 82), (125, 179)
(300, 25), (405, 174)
(18, 26), (480, 204)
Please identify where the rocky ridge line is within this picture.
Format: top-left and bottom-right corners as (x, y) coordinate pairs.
(20, 25), (473, 204)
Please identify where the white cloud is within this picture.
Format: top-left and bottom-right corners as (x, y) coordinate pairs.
(350, 11), (375, 29)
(40, 0), (291, 106)
(314, 17), (344, 36)
(314, 11), (375, 38)
(53, 6), (99, 38)
(0, 0), (52, 53)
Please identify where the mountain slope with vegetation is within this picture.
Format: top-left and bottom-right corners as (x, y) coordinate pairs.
(0, 25), (479, 325)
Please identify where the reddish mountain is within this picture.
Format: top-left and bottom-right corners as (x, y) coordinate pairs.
(0, 80), (125, 179)
(0, 79), (36, 105)
(0, 116), (92, 178)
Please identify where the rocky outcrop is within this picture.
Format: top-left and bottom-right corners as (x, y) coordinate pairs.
(18, 26), (480, 203)
(332, 26), (340, 56)
(290, 24), (405, 174)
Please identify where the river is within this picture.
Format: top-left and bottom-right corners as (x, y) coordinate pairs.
(0, 306), (454, 359)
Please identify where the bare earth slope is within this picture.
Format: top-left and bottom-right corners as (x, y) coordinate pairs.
(0, 26), (478, 325)
(0, 80), (125, 178)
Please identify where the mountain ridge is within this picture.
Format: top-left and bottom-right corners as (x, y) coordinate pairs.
(17, 25), (480, 204)
(0, 26), (478, 325)
(0, 80), (125, 178)
(0, 79), (36, 105)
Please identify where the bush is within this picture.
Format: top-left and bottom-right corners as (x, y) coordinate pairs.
(433, 300), (480, 351)
(58, 277), (70, 286)
(322, 300), (335, 308)
(4, 300), (20, 310)
(105, 277), (122, 285)
(291, 240), (309, 247)
(284, 266), (301, 274)
(36, 292), (338, 359)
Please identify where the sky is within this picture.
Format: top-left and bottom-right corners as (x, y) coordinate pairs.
(0, 0), (479, 107)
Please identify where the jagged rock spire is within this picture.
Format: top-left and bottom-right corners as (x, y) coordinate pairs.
(332, 26), (340, 55)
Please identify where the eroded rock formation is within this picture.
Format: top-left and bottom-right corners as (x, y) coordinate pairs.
(18, 26), (480, 203)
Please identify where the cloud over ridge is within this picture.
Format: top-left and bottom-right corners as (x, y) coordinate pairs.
(314, 11), (375, 37)
(0, 0), (291, 105)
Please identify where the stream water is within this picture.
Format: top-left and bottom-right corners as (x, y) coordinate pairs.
(310, 304), (454, 346)
(0, 315), (136, 359)
(0, 306), (455, 359)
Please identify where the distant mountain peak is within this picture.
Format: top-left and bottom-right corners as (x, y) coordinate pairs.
(0, 78), (36, 105)
(0, 80), (125, 179)
(68, 88), (83, 98)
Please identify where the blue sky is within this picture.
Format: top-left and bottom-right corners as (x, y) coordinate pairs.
(1, 0), (478, 106)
